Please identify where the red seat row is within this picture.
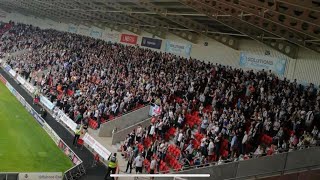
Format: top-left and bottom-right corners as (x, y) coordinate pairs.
(165, 155), (182, 172)
(143, 137), (152, 148)
(143, 159), (150, 172)
(194, 132), (204, 142)
(88, 118), (98, 129)
(261, 134), (273, 145)
(167, 127), (176, 136)
(167, 145), (181, 157)
(185, 112), (201, 128)
(159, 160), (170, 173)
(192, 139), (200, 149)
(137, 143), (144, 152)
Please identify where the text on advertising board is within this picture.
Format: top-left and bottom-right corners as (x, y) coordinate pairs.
(141, 37), (162, 49)
(120, 34), (138, 44)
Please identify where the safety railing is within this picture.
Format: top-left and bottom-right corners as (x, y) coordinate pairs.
(113, 145), (320, 180)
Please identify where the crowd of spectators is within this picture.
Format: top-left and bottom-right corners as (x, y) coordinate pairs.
(2, 23), (154, 127)
(1, 22), (320, 173)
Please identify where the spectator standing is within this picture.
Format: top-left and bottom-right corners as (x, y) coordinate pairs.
(73, 125), (81, 146)
(150, 156), (157, 179)
(136, 125), (143, 143)
(133, 153), (144, 174)
(125, 148), (134, 174)
(106, 153), (118, 180)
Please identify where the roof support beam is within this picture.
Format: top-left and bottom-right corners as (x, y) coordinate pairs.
(228, 0), (320, 40)
(14, 0), (77, 23)
(59, 1), (121, 32)
(242, 0), (320, 26)
(76, 0), (153, 35)
(136, 0), (239, 50)
(190, 0), (319, 54)
(217, 0), (320, 48)
(35, 0), (140, 34)
(97, 1), (166, 38)
(276, 0), (320, 12)
(178, 0), (299, 58)
(95, 0), (199, 42)
(138, 0), (239, 48)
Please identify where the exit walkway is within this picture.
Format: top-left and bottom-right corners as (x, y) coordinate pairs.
(88, 129), (135, 180)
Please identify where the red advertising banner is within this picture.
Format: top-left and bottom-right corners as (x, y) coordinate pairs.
(120, 34), (138, 44)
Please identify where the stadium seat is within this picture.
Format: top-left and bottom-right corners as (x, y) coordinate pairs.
(88, 119), (98, 130)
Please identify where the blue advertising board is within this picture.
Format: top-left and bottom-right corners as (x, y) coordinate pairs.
(68, 25), (78, 33)
(239, 52), (287, 75)
(165, 40), (192, 57)
(90, 29), (102, 38)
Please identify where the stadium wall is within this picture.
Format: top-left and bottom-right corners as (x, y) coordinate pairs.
(1, 12), (320, 86)
(155, 147), (320, 180)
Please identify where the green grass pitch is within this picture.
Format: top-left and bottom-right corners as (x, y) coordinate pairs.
(0, 82), (73, 172)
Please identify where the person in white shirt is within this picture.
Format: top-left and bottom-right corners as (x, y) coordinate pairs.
(125, 147), (134, 173)
(253, 145), (263, 158)
(305, 110), (314, 128)
(185, 143), (194, 161)
(208, 139), (215, 157)
(158, 141), (167, 160)
(149, 156), (157, 178)
(176, 130), (184, 147)
(157, 120), (164, 139)
(177, 114), (184, 128)
(136, 125), (143, 143)
(241, 131), (248, 155)
(217, 156), (224, 165)
(168, 109), (174, 121)
(149, 123), (155, 137)
(311, 126), (319, 137)
(133, 153), (144, 174)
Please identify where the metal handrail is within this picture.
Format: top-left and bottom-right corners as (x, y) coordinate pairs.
(116, 145), (320, 175)
(176, 145), (319, 172)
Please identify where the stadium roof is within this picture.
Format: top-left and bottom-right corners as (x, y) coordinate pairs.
(0, 0), (319, 58)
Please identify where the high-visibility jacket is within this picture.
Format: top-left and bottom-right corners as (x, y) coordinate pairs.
(75, 129), (81, 135)
(108, 158), (117, 168)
